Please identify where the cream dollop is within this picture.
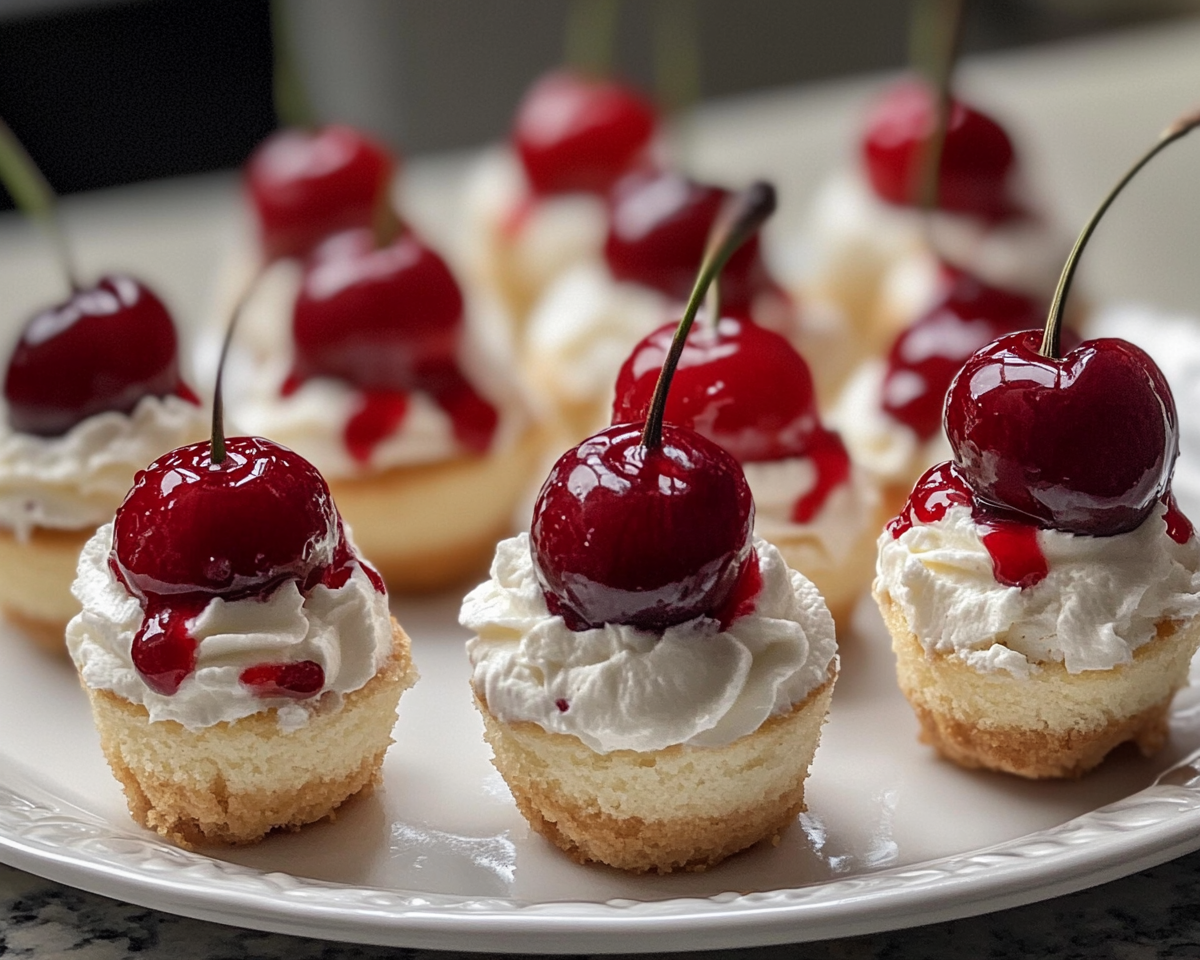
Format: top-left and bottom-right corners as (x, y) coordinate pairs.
(462, 534), (837, 753)
(0, 394), (208, 540)
(66, 523), (395, 731)
(875, 501), (1200, 677)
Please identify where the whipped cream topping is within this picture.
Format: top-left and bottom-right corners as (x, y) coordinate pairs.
(743, 456), (879, 566)
(462, 534), (837, 753)
(805, 171), (1068, 311)
(1088, 304), (1200, 523)
(0, 394), (208, 540)
(830, 358), (951, 485)
(461, 150), (608, 304)
(209, 259), (532, 479)
(67, 523), (396, 731)
(876, 501), (1200, 677)
(524, 261), (669, 411)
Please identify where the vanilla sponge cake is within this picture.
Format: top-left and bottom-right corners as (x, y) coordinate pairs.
(874, 498), (1200, 779)
(462, 534), (838, 873)
(68, 523), (416, 846)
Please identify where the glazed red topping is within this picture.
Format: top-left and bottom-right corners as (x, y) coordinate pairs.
(513, 70), (657, 196)
(554, 698), (570, 713)
(978, 522), (1048, 590)
(712, 548), (763, 631)
(531, 422), (755, 632)
(239, 660), (326, 699)
(130, 598), (205, 696)
(4, 275), (195, 437)
(246, 124), (396, 261)
(945, 331), (1178, 536)
(291, 229), (498, 458)
(881, 274), (1045, 442)
(1163, 492), (1194, 545)
(604, 170), (774, 311)
(862, 79), (1018, 221)
(613, 316), (851, 523)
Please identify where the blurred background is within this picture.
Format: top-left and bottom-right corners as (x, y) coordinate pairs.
(2, 0), (1200, 208)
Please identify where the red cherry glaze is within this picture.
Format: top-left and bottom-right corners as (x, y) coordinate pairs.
(246, 125), (396, 261)
(604, 170), (772, 311)
(882, 275), (1045, 442)
(4, 275), (194, 437)
(862, 79), (1018, 221)
(513, 70), (657, 196)
(112, 437), (338, 602)
(240, 660), (326, 699)
(945, 332), (1178, 536)
(554, 698), (570, 713)
(889, 461), (1047, 589)
(291, 230), (499, 455)
(613, 316), (852, 523)
(130, 597), (205, 696)
(1163, 492), (1194, 545)
(712, 548), (763, 631)
(530, 422), (755, 632)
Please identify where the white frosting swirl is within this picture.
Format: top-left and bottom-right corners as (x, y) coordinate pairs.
(66, 523), (395, 731)
(830, 358), (951, 485)
(462, 534), (837, 753)
(0, 394), (208, 540)
(742, 456), (879, 567)
(875, 501), (1200, 677)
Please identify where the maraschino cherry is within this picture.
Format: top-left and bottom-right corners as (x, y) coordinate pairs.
(287, 227), (498, 459)
(513, 70), (657, 196)
(531, 183), (776, 632)
(0, 119), (197, 437)
(245, 124), (396, 261)
(942, 111), (1200, 537)
(604, 169), (774, 311)
(863, 79), (1018, 220)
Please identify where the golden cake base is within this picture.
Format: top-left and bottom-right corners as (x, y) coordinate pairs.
(876, 591), (1200, 779)
(476, 665), (836, 873)
(0, 524), (93, 653)
(85, 618), (417, 847)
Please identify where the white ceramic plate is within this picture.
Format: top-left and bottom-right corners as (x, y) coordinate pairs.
(3, 591), (1200, 954)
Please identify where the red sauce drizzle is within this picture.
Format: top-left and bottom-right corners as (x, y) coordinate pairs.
(1163, 491), (1194, 544)
(890, 461), (1047, 589)
(715, 549), (764, 631)
(344, 389), (409, 464)
(426, 366), (499, 454)
(790, 430), (851, 524)
(554, 698), (570, 713)
(280, 371), (303, 398)
(174, 381), (201, 405)
(130, 596), (207, 696)
(239, 660), (326, 698)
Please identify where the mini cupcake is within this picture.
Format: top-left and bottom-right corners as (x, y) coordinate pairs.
(68, 436), (417, 845)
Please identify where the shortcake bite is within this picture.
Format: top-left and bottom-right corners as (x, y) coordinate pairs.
(874, 465), (1200, 778)
(462, 534), (837, 873)
(67, 438), (417, 846)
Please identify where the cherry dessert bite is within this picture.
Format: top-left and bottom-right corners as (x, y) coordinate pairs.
(873, 111), (1200, 779)
(463, 183), (838, 872)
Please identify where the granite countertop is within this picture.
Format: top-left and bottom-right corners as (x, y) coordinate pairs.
(5, 852), (1200, 958)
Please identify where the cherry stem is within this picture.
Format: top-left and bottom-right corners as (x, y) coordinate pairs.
(641, 181), (776, 450)
(210, 263), (265, 464)
(1040, 107), (1200, 359)
(564, 0), (621, 76)
(910, 0), (965, 212)
(0, 115), (81, 293)
(270, 0), (316, 128)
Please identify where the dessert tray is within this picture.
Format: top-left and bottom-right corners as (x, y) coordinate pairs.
(3, 590), (1200, 954)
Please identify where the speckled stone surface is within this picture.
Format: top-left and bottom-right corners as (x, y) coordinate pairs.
(4, 854), (1200, 958)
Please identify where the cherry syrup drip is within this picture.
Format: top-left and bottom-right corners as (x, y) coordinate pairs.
(713, 550), (764, 631)
(1162, 492), (1194, 545)
(319, 519), (386, 594)
(345, 390), (409, 464)
(239, 660), (326, 698)
(554, 698), (570, 713)
(791, 431), (851, 524)
(174, 382), (201, 405)
(890, 461), (1048, 589)
(130, 596), (206, 696)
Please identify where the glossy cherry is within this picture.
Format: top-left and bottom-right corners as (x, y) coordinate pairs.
(881, 273), (1055, 442)
(862, 79), (1017, 220)
(289, 229), (497, 455)
(604, 169), (772, 310)
(246, 124), (396, 261)
(112, 436), (339, 601)
(4, 275), (194, 437)
(513, 70), (657, 196)
(944, 331), (1177, 536)
(530, 422), (754, 632)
